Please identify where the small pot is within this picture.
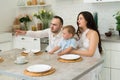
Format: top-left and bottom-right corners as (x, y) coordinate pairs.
(105, 31), (112, 37)
(118, 31), (120, 36)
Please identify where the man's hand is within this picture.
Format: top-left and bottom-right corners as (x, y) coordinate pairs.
(15, 30), (26, 36)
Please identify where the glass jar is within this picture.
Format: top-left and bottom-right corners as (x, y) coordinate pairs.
(32, 0), (37, 5)
(31, 25), (37, 31)
(39, 0), (45, 5)
(37, 22), (42, 30)
(27, 0), (32, 6)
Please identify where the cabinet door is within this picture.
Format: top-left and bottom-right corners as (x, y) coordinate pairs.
(101, 42), (111, 80)
(103, 50), (111, 68)
(111, 69), (120, 80)
(102, 42), (111, 68)
(32, 38), (41, 50)
(111, 51), (120, 69)
(102, 42), (111, 50)
(111, 42), (120, 51)
(0, 33), (12, 43)
(13, 36), (41, 50)
(25, 38), (41, 50)
(13, 36), (27, 50)
(99, 68), (110, 80)
(0, 42), (12, 52)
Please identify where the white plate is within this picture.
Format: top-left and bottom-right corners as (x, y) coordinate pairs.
(27, 64), (52, 73)
(14, 60), (28, 65)
(31, 49), (40, 53)
(23, 50), (31, 53)
(60, 54), (80, 60)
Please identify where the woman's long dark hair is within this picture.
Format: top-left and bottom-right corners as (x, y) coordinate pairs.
(76, 11), (102, 54)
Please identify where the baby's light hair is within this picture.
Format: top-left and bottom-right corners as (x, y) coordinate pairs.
(63, 25), (76, 36)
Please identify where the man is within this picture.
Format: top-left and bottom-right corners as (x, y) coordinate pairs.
(15, 16), (63, 52)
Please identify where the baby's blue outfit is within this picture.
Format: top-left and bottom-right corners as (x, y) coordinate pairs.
(57, 38), (77, 52)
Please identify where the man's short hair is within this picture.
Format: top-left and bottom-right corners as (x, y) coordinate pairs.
(53, 16), (63, 25)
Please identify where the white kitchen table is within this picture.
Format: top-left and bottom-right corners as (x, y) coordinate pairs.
(0, 49), (103, 80)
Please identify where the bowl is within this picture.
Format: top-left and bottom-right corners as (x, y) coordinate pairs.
(105, 32), (112, 37)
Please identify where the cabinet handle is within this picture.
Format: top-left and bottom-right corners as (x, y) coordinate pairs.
(34, 38), (37, 41)
(21, 38), (25, 40)
(0, 50), (2, 52)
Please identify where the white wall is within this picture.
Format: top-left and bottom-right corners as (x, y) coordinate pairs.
(0, 0), (17, 32)
(92, 2), (120, 34)
(46, 0), (120, 34)
(0, 0), (120, 34)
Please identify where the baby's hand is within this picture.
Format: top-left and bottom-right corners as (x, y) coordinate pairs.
(58, 52), (65, 56)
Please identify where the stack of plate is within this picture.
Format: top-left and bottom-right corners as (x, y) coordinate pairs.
(31, 49), (40, 53)
(23, 50), (31, 54)
(31, 49), (42, 55)
(21, 50), (31, 56)
(21, 49), (42, 56)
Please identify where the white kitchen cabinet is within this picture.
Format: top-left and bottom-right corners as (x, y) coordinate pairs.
(103, 50), (111, 68)
(0, 42), (12, 52)
(111, 51), (120, 69)
(0, 33), (12, 52)
(100, 42), (111, 80)
(84, 0), (120, 3)
(100, 68), (110, 80)
(111, 69), (120, 80)
(102, 42), (111, 68)
(101, 41), (120, 80)
(111, 42), (120, 51)
(13, 36), (41, 50)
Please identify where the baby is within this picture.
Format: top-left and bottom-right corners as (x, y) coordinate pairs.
(48, 25), (77, 56)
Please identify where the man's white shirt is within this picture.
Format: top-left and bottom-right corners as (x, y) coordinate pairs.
(26, 28), (62, 53)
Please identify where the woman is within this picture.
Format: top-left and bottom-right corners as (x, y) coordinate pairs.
(72, 11), (103, 80)
(72, 11), (102, 58)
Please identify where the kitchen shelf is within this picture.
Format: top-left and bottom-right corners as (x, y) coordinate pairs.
(84, 0), (120, 3)
(17, 4), (50, 8)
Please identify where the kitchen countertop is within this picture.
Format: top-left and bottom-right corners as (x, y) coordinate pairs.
(0, 49), (103, 80)
(101, 34), (120, 42)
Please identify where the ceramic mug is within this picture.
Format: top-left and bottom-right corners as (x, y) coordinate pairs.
(16, 56), (26, 63)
